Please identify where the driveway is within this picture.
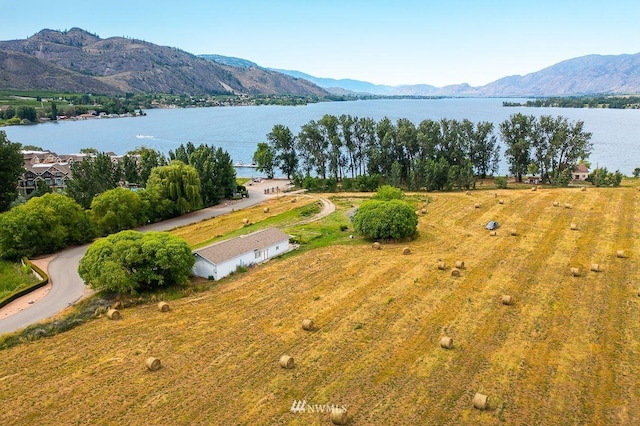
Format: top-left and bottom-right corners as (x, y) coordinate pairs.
(0, 182), (276, 336)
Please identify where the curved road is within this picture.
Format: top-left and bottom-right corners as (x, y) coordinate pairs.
(0, 189), (270, 336)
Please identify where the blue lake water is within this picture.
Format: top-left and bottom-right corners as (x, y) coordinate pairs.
(3, 98), (640, 175)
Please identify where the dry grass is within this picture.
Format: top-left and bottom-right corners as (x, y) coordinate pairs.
(1, 186), (640, 425)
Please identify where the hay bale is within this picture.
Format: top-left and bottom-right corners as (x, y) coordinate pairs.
(498, 199), (504, 204)
(489, 231), (497, 236)
(440, 336), (454, 349)
(302, 319), (314, 331)
(590, 263), (601, 272)
(157, 301), (170, 312)
(502, 295), (513, 305)
(106, 308), (121, 320)
(564, 203), (572, 209)
(290, 198), (297, 203)
(421, 208), (427, 214)
(474, 203), (480, 209)
(531, 186), (537, 192)
(279, 355), (294, 369)
(242, 218), (249, 224)
(263, 207), (270, 213)
(465, 191), (470, 195)
(402, 247), (411, 255)
(437, 261), (447, 270)
(372, 242), (381, 250)
(473, 392), (489, 410)
(451, 268), (461, 277)
(553, 201), (560, 207)
(330, 408), (348, 425)
(617, 250), (625, 258)
(570, 223), (578, 231)
(455, 260), (465, 269)
(581, 186), (586, 192)
(509, 229), (517, 236)
(570, 267), (581, 277)
(146, 357), (161, 371)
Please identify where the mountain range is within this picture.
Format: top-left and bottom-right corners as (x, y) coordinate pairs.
(1, 27), (639, 97)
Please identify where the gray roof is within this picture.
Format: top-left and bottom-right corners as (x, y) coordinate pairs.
(194, 227), (289, 265)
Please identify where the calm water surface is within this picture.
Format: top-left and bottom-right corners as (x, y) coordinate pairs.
(4, 98), (639, 175)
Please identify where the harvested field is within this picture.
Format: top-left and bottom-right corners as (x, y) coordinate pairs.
(1, 186), (639, 425)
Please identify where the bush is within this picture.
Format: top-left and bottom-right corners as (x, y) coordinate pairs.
(352, 199), (418, 240)
(78, 230), (194, 295)
(372, 185), (404, 201)
(495, 176), (508, 189)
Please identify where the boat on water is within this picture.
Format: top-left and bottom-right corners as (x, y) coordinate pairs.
(234, 162), (259, 168)
(136, 134), (154, 139)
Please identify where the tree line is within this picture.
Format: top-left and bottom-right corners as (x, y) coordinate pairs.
(254, 113), (594, 190)
(0, 138), (241, 260)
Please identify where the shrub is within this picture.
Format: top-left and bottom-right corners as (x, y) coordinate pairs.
(352, 199), (418, 240)
(495, 176), (508, 189)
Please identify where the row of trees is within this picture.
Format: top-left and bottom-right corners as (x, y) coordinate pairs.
(254, 113), (594, 190)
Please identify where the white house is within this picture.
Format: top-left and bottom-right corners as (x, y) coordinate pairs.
(573, 164), (589, 181)
(192, 227), (290, 280)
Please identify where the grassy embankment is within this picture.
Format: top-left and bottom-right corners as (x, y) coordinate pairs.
(0, 260), (40, 300)
(1, 183), (639, 425)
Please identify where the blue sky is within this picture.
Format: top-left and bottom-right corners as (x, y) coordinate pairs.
(2, 0), (639, 87)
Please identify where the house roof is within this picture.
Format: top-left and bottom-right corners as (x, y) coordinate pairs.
(575, 164), (589, 173)
(194, 227), (289, 265)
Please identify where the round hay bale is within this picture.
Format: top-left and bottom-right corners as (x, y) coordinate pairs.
(440, 336), (454, 349)
(263, 207), (270, 213)
(473, 392), (489, 410)
(279, 355), (294, 369)
(157, 301), (170, 312)
(451, 268), (461, 277)
(553, 201), (560, 207)
(465, 190), (470, 195)
(570, 267), (581, 277)
(302, 319), (314, 331)
(565, 203), (572, 209)
(531, 186), (537, 192)
(474, 203), (480, 209)
(402, 247), (411, 255)
(570, 223), (578, 231)
(510, 229), (517, 236)
(498, 199), (504, 204)
(290, 198), (297, 203)
(581, 186), (587, 192)
(455, 260), (465, 269)
(421, 208), (427, 214)
(616, 250), (625, 258)
(437, 261), (447, 270)
(372, 242), (381, 250)
(146, 357), (161, 371)
(106, 308), (121, 320)
(242, 218), (249, 224)
(590, 263), (601, 272)
(330, 408), (348, 425)
(502, 295), (513, 305)
(489, 231), (497, 237)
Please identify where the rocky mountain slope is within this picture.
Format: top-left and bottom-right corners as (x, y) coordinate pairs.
(0, 28), (328, 96)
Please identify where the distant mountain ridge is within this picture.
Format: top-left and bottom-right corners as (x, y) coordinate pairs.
(0, 28), (328, 97)
(271, 53), (640, 96)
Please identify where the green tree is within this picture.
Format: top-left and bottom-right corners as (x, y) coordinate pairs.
(136, 146), (167, 186)
(353, 199), (418, 241)
(146, 161), (202, 218)
(0, 193), (94, 259)
(372, 185), (404, 201)
(66, 152), (122, 209)
(500, 113), (535, 182)
(633, 167), (640, 178)
(267, 124), (298, 179)
(0, 131), (24, 212)
(90, 188), (146, 235)
(253, 142), (276, 179)
(78, 231), (194, 295)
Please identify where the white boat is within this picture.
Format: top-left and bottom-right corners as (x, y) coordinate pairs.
(234, 162), (259, 168)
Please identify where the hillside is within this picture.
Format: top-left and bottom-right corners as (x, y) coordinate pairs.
(1, 184), (639, 425)
(0, 28), (328, 97)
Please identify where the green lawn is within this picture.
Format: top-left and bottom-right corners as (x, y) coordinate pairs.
(0, 260), (40, 300)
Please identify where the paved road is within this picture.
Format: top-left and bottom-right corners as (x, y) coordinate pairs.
(0, 189), (270, 336)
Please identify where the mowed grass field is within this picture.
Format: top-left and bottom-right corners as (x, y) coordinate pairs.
(1, 185), (639, 425)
